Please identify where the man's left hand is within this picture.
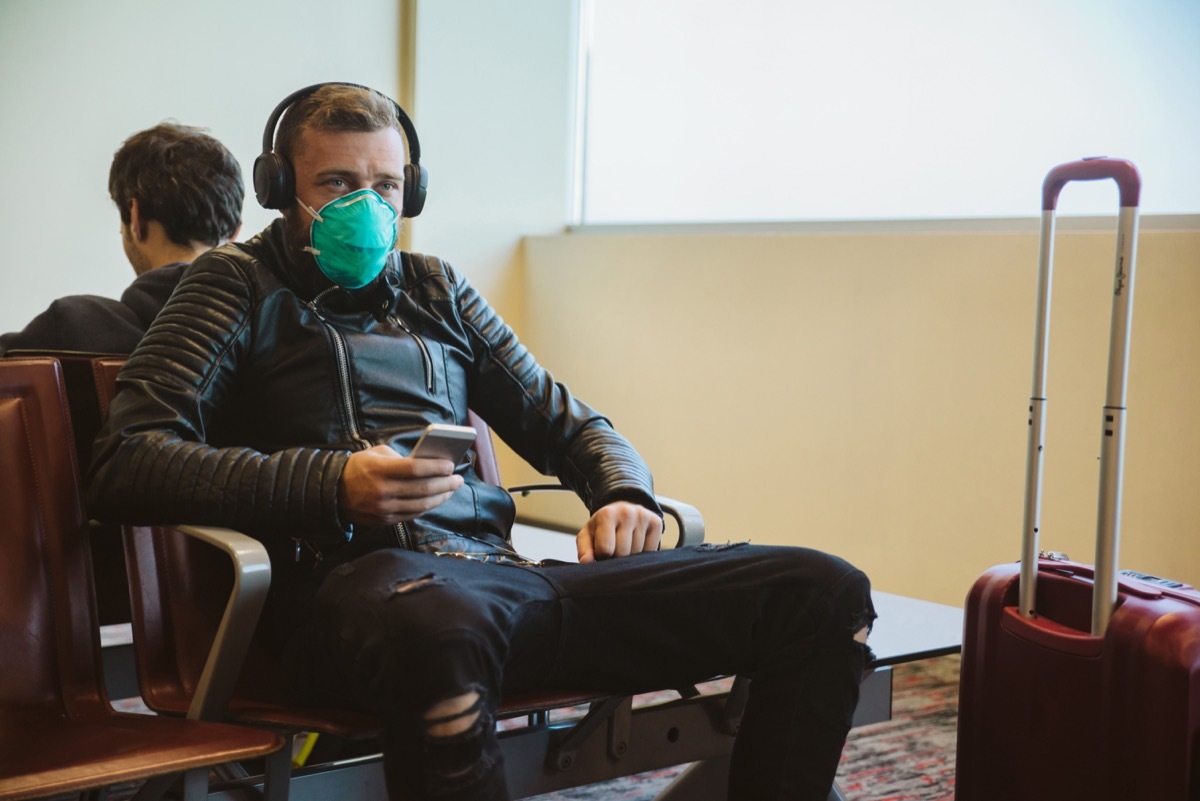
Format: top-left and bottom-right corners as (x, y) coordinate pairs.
(576, 501), (663, 563)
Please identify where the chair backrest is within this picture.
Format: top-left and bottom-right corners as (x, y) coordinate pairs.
(91, 357), (125, 420)
(123, 522), (384, 736)
(124, 523), (244, 711)
(0, 358), (107, 719)
(9, 355), (136, 628)
(467, 409), (502, 486)
(2, 350), (126, 469)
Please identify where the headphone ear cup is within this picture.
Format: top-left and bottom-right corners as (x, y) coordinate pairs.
(403, 163), (428, 218)
(253, 152), (293, 210)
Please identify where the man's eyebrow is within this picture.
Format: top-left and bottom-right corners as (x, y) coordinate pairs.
(313, 168), (403, 181)
(315, 168), (357, 178)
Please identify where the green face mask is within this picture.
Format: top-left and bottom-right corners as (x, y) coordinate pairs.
(299, 189), (399, 289)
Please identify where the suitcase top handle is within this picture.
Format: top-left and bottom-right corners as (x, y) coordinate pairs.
(1042, 157), (1141, 211)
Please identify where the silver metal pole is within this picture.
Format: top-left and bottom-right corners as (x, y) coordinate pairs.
(1019, 209), (1058, 618)
(1091, 205), (1139, 636)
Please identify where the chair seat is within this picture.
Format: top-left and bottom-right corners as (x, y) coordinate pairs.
(231, 690), (620, 731)
(225, 703), (383, 740)
(147, 687), (622, 738)
(0, 711), (282, 800)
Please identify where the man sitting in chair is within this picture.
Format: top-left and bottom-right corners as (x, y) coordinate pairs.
(0, 122), (242, 355)
(87, 83), (874, 801)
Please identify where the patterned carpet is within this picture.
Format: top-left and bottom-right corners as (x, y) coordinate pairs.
(525, 655), (961, 801)
(98, 655), (960, 800)
(836, 655), (958, 800)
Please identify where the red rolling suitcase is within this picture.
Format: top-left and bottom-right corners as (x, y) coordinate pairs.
(956, 158), (1200, 800)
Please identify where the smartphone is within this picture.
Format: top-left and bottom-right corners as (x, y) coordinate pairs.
(410, 423), (477, 462)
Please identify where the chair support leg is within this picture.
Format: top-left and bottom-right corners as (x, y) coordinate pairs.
(129, 773), (177, 801)
(180, 768), (209, 801)
(260, 743), (293, 801)
(549, 696), (630, 772)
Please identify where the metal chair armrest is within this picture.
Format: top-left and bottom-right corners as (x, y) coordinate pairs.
(654, 495), (705, 548)
(170, 524), (272, 722)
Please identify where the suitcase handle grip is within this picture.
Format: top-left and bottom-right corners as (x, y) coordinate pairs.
(1042, 157), (1141, 210)
(1001, 607), (1103, 657)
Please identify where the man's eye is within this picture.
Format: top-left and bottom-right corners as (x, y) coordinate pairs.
(325, 178), (346, 189)
(378, 181), (398, 193)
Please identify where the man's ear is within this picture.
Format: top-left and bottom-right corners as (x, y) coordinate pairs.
(128, 198), (149, 242)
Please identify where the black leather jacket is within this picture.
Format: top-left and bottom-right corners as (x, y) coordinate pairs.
(86, 220), (659, 584)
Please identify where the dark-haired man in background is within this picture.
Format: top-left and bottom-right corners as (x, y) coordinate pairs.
(0, 122), (243, 354)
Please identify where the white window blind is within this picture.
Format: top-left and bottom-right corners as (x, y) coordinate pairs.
(577, 0), (1200, 224)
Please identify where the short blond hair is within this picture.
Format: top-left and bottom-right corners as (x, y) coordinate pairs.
(276, 84), (401, 163)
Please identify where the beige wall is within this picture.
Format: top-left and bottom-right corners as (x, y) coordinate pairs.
(507, 225), (1200, 607)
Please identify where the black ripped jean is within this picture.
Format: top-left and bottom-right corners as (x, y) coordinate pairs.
(280, 543), (875, 801)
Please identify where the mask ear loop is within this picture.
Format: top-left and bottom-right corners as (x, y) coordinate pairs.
(297, 197), (324, 222)
(297, 197), (324, 258)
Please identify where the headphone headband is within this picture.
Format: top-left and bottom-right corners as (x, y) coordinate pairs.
(253, 82), (428, 217)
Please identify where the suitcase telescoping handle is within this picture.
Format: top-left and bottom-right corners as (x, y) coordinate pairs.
(1019, 157), (1141, 637)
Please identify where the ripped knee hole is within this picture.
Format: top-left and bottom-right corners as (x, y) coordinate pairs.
(424, 690), (483, 738)
(392, 573), (444, 596)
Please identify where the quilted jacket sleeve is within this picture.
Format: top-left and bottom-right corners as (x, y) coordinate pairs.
(449, 263), (661, 518)
(84, 250), (351, 545)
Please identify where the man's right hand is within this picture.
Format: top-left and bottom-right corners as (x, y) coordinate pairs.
(337, 444), (464, 526)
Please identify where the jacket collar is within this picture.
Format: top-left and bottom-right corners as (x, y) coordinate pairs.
(260, 218), (401, 319)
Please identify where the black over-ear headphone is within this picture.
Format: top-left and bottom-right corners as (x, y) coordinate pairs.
(253, 82), (428, 217)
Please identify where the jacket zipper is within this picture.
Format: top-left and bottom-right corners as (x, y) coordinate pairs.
(308, 291), (413, 551)
(387, 315), (429, 549)
(389, 314), (434, 392)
